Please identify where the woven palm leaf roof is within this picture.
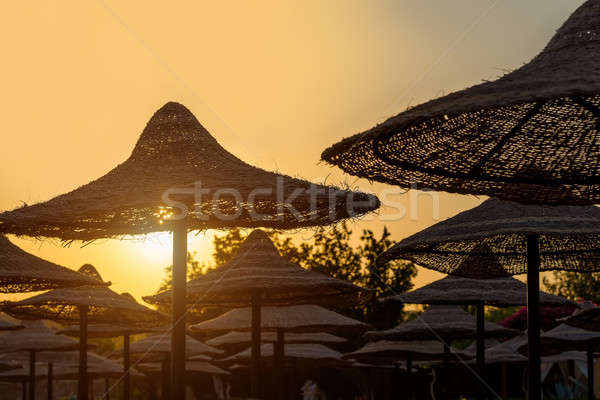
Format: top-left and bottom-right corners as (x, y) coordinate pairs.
(561, 304), (600, 330)
(188, 304), (370, 335)
(145, 230), (370, 306)
(377, 198), (600, 277)
(519, 324), (600, 355)
(137, 360), (229, 376)
(57, 323), (165, 339)
(206, 331), (347, 347)
(220, 343), (343, 364)
(466, 338), (527, 365)
(385, 274), (574, 307)
(364, 305), (518, 341)
(322, 0), (600, 206)
(0, 314), (23, 331)
(0, 353), (141, 380)
(0, 236), (105, 292)
(126, 333), (222, 358)
(0, 320), (91, 353)
(3, 265), (168, 325)
(343, 340), (463, 363)
(0, 102), (379, 242)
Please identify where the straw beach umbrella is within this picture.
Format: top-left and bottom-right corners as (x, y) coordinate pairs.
(219, 343), (345, 366)
(364, 305), (517, 342)
(147, 229), (369, 398)
(3, 265), (168, 400)
(562, 305), (600, 331)
(0, 314), (23, 331)
(0, 236), (104, 293)
(0, 320), (90, 400)
(384, 273), (573, 379)
(377, 198), (600, 400)
(321, 0), (600, 206)
(0, 102), (379, 400)
(206, 331), (347, 352)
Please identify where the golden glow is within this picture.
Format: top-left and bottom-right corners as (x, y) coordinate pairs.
(0, 1), (584, 300)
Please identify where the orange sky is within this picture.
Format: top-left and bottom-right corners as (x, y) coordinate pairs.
(0, 1), (584, 302)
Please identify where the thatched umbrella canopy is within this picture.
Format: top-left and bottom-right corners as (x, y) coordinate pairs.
(386, 275), (573, 307)
(145, 230), (370, 307)
(343, 340), (465, 364)
(0, 357), (21, 373)
(384, 272), (573, 377)
(126, 332), (222, 360)
(0, 320), (93, 400)
(364, 305), (517, 342)
(0, 102), (379, 400)
(377, 197), (600, 400)
(0, 314), (23, 331)
(137, 360), (229, 376)
(206, 331), (347, 349)
(189, 304), (369, 336)
(219, 343), (344, 367)
(321, 0), (600, 206)
(0, 236), (105, 293)
(561, 304), (600, 331)
(3, 265), (167, 400)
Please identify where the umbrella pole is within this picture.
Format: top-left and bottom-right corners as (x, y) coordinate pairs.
(123, 334), (131, 400)
(172, 219), (187, 400)
(527, 234), (541, 400)
(501, 362), (507, 399)
(78, 305), (89, 400)
(47, 362), (53, 400)
(476, 300), (486, 396)
(162, 355), (171, 400)
(443, 341), (451, 397)
(588, 347), (595, 400)
(251, 289), (262, 399)
(406, 354), (413, 400)
(274, 328), (285, 400)
(22, 380), (26, 400)
(105, 377), (110, 400)
(29, 350), (35, 400)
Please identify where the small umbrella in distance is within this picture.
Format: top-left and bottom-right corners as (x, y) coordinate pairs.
(2, 265), (168, 400)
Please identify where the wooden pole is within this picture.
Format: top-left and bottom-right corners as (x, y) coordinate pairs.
(274, 328), (285, 400)
(251, 290), (262, 398)
(172, 219), (187, 400)
(443, 341), (451, 397)
(406, 354), (413, 400)
(47, 362), (53, 400)
(123, 334), (131, 400)
(162, 355), (171, 400)
(527, 234), (541, 400)
(22, 380), (27, 400)
(501, 362), (507, 399)
(105, 377), (110, 400)
(588, 347), (595, 400)
(29, 350), (35, 400)
(476, 300), (486, 398)
(78, 305), (89, 400)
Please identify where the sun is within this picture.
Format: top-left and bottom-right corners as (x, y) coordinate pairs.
(135, 232), (173, 262)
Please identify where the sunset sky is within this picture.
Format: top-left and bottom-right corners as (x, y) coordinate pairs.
(0, 1), (584, 302)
